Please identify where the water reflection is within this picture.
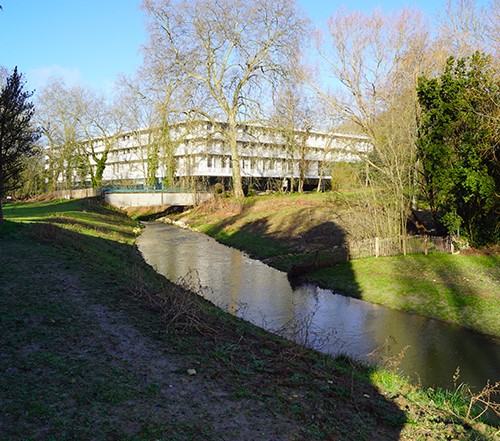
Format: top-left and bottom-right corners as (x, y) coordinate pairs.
(138, 222), (500, 391)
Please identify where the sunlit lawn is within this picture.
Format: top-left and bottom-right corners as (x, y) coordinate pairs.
(309, 253), (500, 337)
(1, 197), (498, 438)
(2, 198), (138, 243)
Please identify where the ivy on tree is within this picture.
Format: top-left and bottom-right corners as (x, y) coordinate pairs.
(417, 52), (499, 246)
(0, 67), (40, 223)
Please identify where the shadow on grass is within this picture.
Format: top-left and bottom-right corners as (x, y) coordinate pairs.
(376, 253), (500, 338)
(3, 197), (138, 243)
(203, 203), (354, 262)
(186, 214), (407, 437)
(9, 210), (499, 436)
(0, 219), (21, 238)
(3, 197), (498, 436)
(42, 215), (136, 241)
(3, 197), (103, 220)
(200, 197), (294, 258)
(432, 255), (500, 334)
(206, 217), (292, 258)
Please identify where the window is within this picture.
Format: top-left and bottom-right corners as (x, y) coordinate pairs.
(207, 155), (213, 168)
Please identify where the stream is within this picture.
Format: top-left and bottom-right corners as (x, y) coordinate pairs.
(137, 222), (500, 392)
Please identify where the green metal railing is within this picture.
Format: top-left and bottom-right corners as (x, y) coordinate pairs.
(101, 184), (202, 194)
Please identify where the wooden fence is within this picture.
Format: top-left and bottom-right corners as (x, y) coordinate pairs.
(52, 188), (97, 200)
(287, 235), (453, 279)
(347, 235), (453, 260)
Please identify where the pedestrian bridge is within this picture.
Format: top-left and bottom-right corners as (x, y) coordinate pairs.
(104, 190), (211, 208)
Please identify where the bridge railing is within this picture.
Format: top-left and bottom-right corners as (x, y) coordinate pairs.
(101, 184), (203, 194)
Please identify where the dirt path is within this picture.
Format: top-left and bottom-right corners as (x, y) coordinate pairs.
(3, 215), (493, 440)
(0, 240), (304, 440)
(73, 292), (301, 440)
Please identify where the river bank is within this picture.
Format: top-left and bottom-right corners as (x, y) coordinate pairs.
(167, 192), (500, 339)
(138, 220), (500, 396)
(1, 198), (498, 440)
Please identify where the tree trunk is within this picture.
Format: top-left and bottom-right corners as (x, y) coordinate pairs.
(160, 113), (175, 188)
(0, 181), (5, 223)
(93, 158), (106, 190)
(147, 147), (159, 189)
(316, 174), (323, 192)
(227, 118), (244, 198)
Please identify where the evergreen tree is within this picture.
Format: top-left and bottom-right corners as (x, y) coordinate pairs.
(0, 67), (40, 223)
(417, 53), (499, 246)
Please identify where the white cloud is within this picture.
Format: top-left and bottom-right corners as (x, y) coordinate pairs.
(28, 65), (82, 91)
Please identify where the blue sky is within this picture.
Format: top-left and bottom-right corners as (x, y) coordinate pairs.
(0, 0), (470, 96)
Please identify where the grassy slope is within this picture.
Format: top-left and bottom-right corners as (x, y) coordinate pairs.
(309, 254), (500, 337)
(173, 192), (500, 338)
(0, 198), (497, 440)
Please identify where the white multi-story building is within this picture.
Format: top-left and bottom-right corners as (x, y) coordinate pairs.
(64, 120), (370, 191)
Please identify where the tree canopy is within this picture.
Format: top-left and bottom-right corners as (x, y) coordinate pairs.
(0, 67), (40, 223)
(142, 0), (308, 197)
(417, 52), (500, 246)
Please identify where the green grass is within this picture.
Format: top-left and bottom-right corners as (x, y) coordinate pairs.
(201, 222), (292, 258)
(1, 197), (498, 440)
(308, 253), (500, 337)
(173, 192), (500, 339)
(3, 198), (138, 241)
(0, 199), (166, 439)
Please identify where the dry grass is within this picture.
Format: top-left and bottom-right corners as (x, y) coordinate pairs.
(460, 380), (500, 422)
(127, 266), (217, 335)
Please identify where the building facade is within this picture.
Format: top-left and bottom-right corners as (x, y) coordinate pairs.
(58, 120), (370, 191)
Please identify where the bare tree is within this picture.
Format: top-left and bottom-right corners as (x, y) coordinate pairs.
(142, 0), (308, 197)
(114, 76), (157, 187)
(271, 79), (318, 193)
(78, 90), (125, 189)
(36, 79), (88, 191)
(115, 75), (189, 190)
(315, 7), (432, 237)
(37, 79), (124, 190)
(121, 38), (200, 190)
(438, 0), (499, 61)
